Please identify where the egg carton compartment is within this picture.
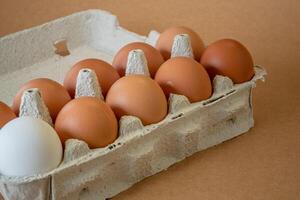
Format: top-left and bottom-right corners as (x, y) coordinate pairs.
(0, 10), (266, 200)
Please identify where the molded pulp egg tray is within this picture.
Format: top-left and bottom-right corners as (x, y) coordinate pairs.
(0, 10), (266, 200)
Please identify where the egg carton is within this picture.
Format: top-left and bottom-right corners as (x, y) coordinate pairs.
(0, 9), (266, 200)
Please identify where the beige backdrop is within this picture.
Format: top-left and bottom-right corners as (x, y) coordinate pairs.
(0, 0), (299, 199)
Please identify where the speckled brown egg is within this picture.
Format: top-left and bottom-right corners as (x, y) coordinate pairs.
(200, 39), (255, 83)
(112, 42), (164, 77)
(64, 58), (120, 98)
(106, 75), (168, 125)
(155, 57), (212, 103)
(12, 78), (71, 121)
(0, 102), (16, 128)
(155, 26), (205, 61)
(55, 97), (118, 148)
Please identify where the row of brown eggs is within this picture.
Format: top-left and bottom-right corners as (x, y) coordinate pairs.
(0, 26), (255, 154)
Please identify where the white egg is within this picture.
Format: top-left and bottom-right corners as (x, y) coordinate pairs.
(0, 117), (63, 176)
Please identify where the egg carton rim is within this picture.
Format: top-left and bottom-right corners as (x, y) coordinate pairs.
(0, 9), (145, 42)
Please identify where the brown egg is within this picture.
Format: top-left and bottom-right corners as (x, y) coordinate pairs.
(12, 78), (71, 121)
(106, 75), (167, 125)
(200, 39), (255, 83)
(155, 57), (212, 103)
(112, 42), (164, 77)
(0, 102), (16, 128)
(64, 58), (120, 98)
(156, 26), (205, 61)
(55, 97), (118, 148)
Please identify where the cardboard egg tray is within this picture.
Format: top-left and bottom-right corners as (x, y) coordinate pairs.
(0, 10), (266, 200)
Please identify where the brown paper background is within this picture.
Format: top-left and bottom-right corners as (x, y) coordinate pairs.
(0, 0), (299, 199)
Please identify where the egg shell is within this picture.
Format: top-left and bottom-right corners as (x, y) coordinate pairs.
(200, 39), (255, 83)
(12, 78), (71, 121)
(106, 75), (168, 125)
(0, 101), (16, 128)
(155, 26), (205, 61)
(112, 42), (164, 77)
(155, 57), (212, 103)
(0, 117), (62, 176)
(55, 97), (118, 149)
(64, 58), (120, 98)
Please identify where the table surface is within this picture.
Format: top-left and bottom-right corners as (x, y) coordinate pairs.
(0, 0), (299, 199)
